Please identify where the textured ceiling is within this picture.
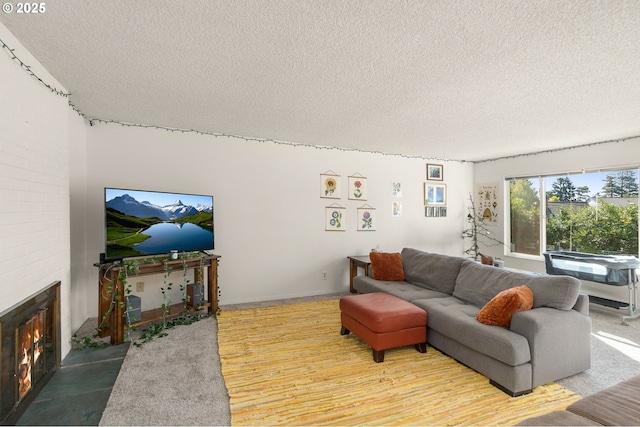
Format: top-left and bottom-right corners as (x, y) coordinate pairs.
(1, 0), (639, 161)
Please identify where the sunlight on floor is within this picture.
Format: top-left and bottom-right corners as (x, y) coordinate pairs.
(593, 331), (640, 363)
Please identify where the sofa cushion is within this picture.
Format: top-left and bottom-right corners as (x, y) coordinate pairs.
(353, 276), (450, 301)
(453, 261), (581, 310)
(523, 275), (581, 310)
(566, 375), (640, 426)
(453, 261), (526, 307)
(476, 285), (533, 327)
(401, 248), (464, 294)
(412, 296), (531, 366)
(369, 252), (405, 281)
(515, 410), (600, 426)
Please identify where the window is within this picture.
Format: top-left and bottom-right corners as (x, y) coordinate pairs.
(509, 178), (541, 255)
(507, 168), (639, 257)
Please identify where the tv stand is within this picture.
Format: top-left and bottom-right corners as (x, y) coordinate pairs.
(96, 254), (220, 345)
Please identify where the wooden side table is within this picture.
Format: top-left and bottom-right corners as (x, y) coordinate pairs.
(347, 255), (371, 293)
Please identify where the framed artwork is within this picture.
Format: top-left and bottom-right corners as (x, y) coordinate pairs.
(348, 174), (367, 200)
(392, 182), (402, 197)
(357, 205), (376, 231)
(424, 183), (447, 205)
(392, 201), (402, 217)
(320, 171), (340, 199)
(427, 164), (444, 181)
(476, 183), (498, 222)
(425, 206), (447, 217)
(325, 205), (346, 231)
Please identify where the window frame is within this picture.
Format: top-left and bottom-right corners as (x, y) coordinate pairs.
(505, 166), (640, 259)
(504, 177), (545, 261)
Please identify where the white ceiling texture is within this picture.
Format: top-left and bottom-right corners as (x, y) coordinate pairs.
(1, 0), (639, 162)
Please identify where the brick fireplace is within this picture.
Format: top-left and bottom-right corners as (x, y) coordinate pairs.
(0, 281), (61, 425)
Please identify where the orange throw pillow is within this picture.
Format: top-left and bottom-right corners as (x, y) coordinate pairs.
(476, 285), (533, 327)
(369, 252), (406, 281)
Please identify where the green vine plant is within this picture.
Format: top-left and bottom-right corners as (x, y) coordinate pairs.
(73, 252), (213, 349)
(133, 258), (211, 347)
(180, 261), (189, 306)
(72, 260), (139, 348)
(161, 264), (174, 327)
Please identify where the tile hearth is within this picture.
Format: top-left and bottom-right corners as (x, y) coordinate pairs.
(16, 344), (128, 426)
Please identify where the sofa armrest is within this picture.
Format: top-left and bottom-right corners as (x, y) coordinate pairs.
(572, 293), (590, 316)
(510, 307), (591, 388)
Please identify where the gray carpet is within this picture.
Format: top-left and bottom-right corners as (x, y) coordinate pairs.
(98, 315), (231, 426)
(97, 294), (640, 425)
(556, 302), (640, 396)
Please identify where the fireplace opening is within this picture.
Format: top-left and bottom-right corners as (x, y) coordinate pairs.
(1, 281), (61, 425)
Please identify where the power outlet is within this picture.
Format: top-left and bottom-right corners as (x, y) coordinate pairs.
(136, 281), (144, 292)
(322, 271), (327, 280)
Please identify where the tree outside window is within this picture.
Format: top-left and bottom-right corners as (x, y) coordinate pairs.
(509, 178), (540, 255)
(508, 169), (639, 257)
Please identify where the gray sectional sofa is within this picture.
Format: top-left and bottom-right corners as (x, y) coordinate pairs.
(353, 247), (592, 396)
(517, 374), (640, 425)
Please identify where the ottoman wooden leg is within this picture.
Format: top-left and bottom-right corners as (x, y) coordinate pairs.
(373, 349), (385, 363)
(415, 342), (427, 353)
(340, 326), (350, 335)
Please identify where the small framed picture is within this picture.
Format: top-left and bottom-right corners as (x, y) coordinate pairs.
(357, 206), (376, 231)
(424, 183), (447, 205)
(325, 206), (346, 231)
(392, 182), (402, 197)
(427, 164), (443, 181)
(320, 172), (340, 199)
(425, 206), (447, 217)
(348, 175), (367, 200)
(392, 201), (402, 217)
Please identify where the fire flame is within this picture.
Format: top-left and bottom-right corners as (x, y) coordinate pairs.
(18, 312), (44, 401)
(18, 347), (32, 399)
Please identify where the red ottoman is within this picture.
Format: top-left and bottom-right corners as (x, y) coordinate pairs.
(340, 292), (427, 362)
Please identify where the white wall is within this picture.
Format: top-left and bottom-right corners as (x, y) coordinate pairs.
(474, 137), (640, 272)
(0, 23), (82, 357)
(79, 124), (474, 308)
(0, 19), (474, 345)
(68, 110), (90, 331)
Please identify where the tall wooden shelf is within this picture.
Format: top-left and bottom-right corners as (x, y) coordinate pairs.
(96, 254), (220, 345)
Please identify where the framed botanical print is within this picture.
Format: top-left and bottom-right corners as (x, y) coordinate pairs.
(325, 205), (346, 231)
(320, 172), (340, 199)
(392, 182), (402, 197)
(392, 201), (402, 217)
(357, 205), (376, 231)
(424, 183), (447, 205)
(426, 164), (444, 181)
(348, 174), (367, 200)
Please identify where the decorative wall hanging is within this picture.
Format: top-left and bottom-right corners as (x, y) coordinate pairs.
(424, 183), (447, 205)
(357, 204), (376, 231)
(425, 206), (447, 217)
(325, 204), (346, 231)
(392, 182), (402, 197)
(320, 171), (340, 199)
(427, 164), (444, 181)
(348, 173), (367, 200)
(392, 201), (402, 217)
(476, 183), (498, 222)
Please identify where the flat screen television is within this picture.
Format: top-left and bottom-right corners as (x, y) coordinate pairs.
(104, 188), (214, 261)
